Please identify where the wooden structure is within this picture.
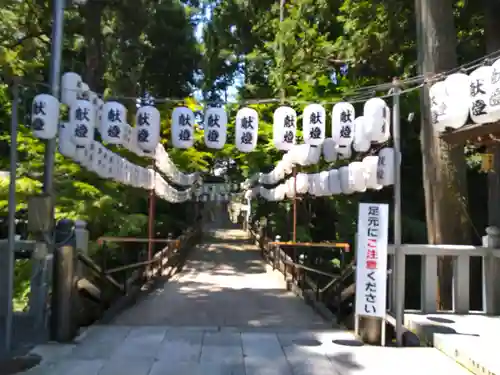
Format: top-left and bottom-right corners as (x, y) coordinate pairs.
(440, 121), (500, 148)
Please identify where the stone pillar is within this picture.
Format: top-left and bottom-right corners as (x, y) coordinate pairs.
(482, 226), (500, 315)
(74, 220), (88, 278)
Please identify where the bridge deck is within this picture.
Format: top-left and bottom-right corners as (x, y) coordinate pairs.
(24, 229), (470, 375)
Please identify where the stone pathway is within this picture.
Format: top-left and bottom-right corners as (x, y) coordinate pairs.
(21, 229), (471, 375)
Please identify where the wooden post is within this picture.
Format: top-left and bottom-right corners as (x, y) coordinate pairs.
(53, 244), (77, 342)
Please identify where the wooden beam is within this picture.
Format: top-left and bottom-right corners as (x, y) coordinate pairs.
(440, 121), (500, 144)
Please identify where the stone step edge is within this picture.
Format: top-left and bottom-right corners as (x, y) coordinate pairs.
(433, 333), (497, 375)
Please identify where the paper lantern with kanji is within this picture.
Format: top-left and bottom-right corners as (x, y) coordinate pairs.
(377, 147), (395, 186)
(273, 106), (297, 150)
(429, 82), (452, 132)
(328, 169), (342, 195)
(69, 99), (95, 146)
(303, 104), (326, 145)
(235, 107), (259, 152)
(322, 138), (337, 162)
(61, 72), (82, 106)
(204, 107), (227, 149)
(489, 59), (500, 121)
(332, 101), (355, 147)
(101, 101), (126, 145)
(364, 97), (390, 143)
(58, 122), (76, 158)
(352, 116), (371, 152)
(469, 66), (496, 124)
(444, 72), (472, 128)
(172, 107), (195, 149)
(136, 106), (160, 152)
(31, 94), (60, 139)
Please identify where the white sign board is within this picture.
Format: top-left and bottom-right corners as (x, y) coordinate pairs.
(354, 203), (389, 319)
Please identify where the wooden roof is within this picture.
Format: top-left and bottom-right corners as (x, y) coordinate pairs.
(440, 120), (500, 147)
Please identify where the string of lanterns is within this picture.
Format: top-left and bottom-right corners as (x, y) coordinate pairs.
(31, 72), (195, 203)
(430, 59), (500, 132)
(26, 50), (500, 204)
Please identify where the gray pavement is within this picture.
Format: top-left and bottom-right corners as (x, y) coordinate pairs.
(21, 227), (471, 375)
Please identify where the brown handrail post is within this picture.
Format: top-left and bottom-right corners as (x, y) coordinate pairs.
(147, 188), (155, 278)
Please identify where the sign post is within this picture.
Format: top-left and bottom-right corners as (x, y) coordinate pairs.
(354, 203), (389, 346)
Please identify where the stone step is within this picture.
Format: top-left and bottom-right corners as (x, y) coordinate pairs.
(434, 333), (499, 375)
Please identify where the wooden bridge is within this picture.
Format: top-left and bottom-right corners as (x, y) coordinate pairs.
(0, 208), (498, 374)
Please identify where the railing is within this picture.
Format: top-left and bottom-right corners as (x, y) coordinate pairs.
(250, 225), (352, 322)
(0, 219), (201, 353)
(387, 236), (500, 316)
(251, 223), (500, 335)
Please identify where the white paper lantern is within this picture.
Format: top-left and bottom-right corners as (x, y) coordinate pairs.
(305, 145), (322, 165)
(273, 106), (297, 150)
(296, 173), (309, 194)
(332, 102), (355, 147)
(58, 122), (76, 158)
(308, 173), (318, 196)
(318, 171), (331, 196)
(469, 66), (497, 124)
(429, 81), (452, 132)
(377, 147), (395, 186)
(74, 145), (88, 165)
(443, 72), (472, 128)
(364, 97), (390, 143)
(235, 107), (259, 152)
(172, 107), (195, 149)
(339, 166), (355, 194)
(100, 101), (126, 145)
(322, 138), (337, 162)
(136, 106), (161, 152)
(32, 94), (60, 139)
(489, 59), (500, 120)
(362, 156), (382, 190)
(204, 107), (227, 149)
(61, 72), (82, 106)
(337, 144), (352, 160)
(352, 116), (371, 152)
(290, 144), (310, 165)
(328, 169), (342, 195)
(70, 99), (95, 146)
(303, 104), (326, 145)
(78, 83), (90, 100)
(349, 162), (367, 192)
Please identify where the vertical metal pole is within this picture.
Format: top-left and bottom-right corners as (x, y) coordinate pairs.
(279, 0), (286, 103)
(46, 0), (66, 342)
(292, 167), (297, 242)
(43, 0), (65, 194)
(5, 79), (20, 352)
(392, 79), (404, 346)
(147, 186), (155, 277)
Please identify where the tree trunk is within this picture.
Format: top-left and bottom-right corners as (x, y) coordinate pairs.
(416, 0), (471, 310)
(483, 0), (500, 228)
(82, 0), (105, 92)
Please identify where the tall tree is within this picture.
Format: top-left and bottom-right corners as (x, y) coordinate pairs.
(416, 0), (471, 309)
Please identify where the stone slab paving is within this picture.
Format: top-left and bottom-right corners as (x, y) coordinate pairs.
(19, 229), (471, 374)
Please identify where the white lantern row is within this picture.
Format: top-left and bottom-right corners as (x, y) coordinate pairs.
(154, 144), (199, 186)
(59, 131), (191, 203)
(34, 72), (392, 156)
(430, 60), (500, 132)
(248, 147), (395, 201)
